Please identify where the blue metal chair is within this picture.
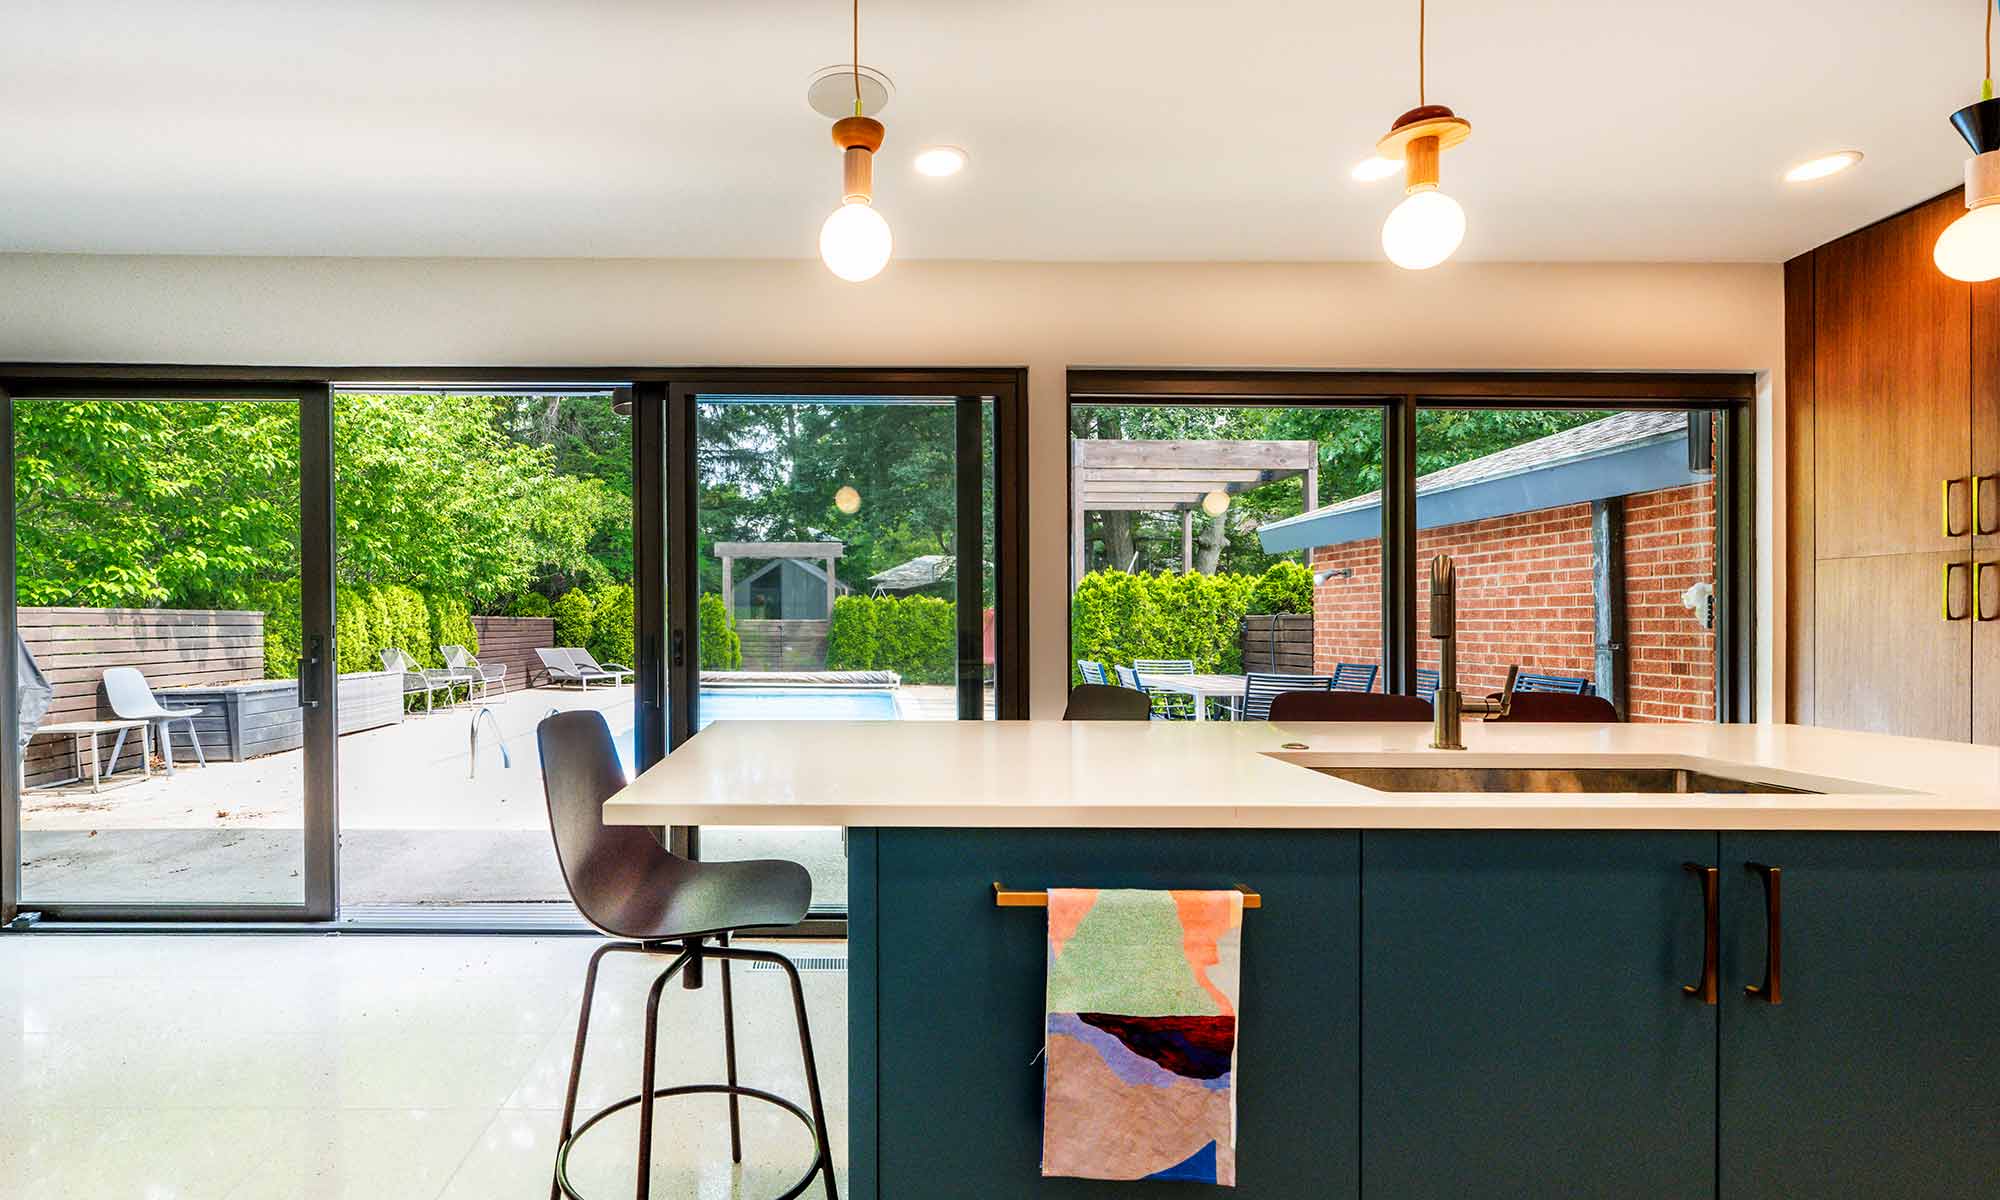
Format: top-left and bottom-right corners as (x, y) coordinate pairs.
(1241, 672), (1334, 721)
(1416, 668), (1440, 702)
(1114, 664), (1146, 692)
(1130, 659), (1197, 720)
(1330, 663), (1378, 693)
(1514, 672), (1594, 696)
(1076, 660), (1109, 686)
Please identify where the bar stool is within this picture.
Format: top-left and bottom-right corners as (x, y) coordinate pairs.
(537, 711), (838, 1200)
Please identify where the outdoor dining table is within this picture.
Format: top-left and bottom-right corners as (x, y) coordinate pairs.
(1136, 671), (1246, 720)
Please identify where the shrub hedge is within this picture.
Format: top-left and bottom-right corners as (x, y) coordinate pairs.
(552, 588), (595, 650)
(699, 592), (743, 670)
(827, 593), (955, 684)
(1070, 564), (1312, 683)
(506, 592), (553, 618)
(587, 584), (635, 667)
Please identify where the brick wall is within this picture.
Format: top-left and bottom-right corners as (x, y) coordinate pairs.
(1308, 481), (1715, 722)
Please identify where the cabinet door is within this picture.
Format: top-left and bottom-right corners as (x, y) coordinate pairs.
(1814, 551), (1971, 740)
(1814, 194), (1970, 559)
(1720, 833), (2000, 1199)
(1362, 832), (1717, 1200)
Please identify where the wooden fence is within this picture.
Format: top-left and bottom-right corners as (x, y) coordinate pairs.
(20, 606), (265, 786)
(1240, 614), (1315, 673)
(469, 615), (555, 694)
(736, 618), (830, 671)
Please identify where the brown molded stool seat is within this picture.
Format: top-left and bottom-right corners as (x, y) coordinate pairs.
(1063, 683), (1153, 720)
(1268, 690), (1434, 722)
(1486, 692), (1622, 722)
(537, 710), (838, 1200)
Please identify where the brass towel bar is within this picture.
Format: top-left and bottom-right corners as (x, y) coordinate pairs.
(992, 882), (1262, 909)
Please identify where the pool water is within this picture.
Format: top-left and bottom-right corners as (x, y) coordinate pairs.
(612, 687), (899, 774)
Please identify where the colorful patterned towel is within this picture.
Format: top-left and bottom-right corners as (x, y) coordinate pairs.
(1042, 887), (1244, 1186)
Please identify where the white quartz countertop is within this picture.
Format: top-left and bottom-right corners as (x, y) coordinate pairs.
(600, 720), (2000, 832)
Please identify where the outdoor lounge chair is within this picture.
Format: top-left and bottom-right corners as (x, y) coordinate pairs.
(442, 644), (506, 701)
(534, 648), (598, 690)
(566, 648), (635, 686)
(382, 648), (459, 713)
(103, 666), (207, 776)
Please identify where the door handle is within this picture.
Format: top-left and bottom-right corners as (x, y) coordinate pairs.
(298, 633), (325, 710)
(1978, 473), (1999, 536)
(1945, 562), (1973, 621)
(1744, 862), (1782, 1004)
(1944, 477), (1972, 537)
(1978, 562), (1999, 622)
(1681, 862), (1719, 1005)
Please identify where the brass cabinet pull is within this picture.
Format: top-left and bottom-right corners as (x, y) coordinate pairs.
(1945, 477), (1973, 537)
(1945, 561), (1973, 621)
(1979, 474), (2000, 536)
(1681, 862), (1719, 1005)
(1744, 863), (1782, 1004)
(1979, 562), (1999, 622)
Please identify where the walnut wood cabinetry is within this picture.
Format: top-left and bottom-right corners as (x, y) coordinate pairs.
(1787, 192), (1997, 742)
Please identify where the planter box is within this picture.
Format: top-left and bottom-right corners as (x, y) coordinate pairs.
(1240, 613), (1315, 673)
(156, 670), (402, 761)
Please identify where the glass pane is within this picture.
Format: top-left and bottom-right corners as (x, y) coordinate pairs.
(1414, 407), (1719, 719)
(332, 389), (632, 912)
(692, 394), (991, 912)
(1067, 402), (1386, 715)
(15, 396), (305, 905)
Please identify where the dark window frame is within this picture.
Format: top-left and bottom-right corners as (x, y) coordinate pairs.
(1066, 369), (1757, 725)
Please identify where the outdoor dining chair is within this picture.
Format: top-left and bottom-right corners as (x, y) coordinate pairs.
(102, 666), (206, 776)
(442, 644), (506, 701)
(1512, 671), (1594, 695)
(1130, 658), (1198, 719)
(382, 647), (459, 713)
(1076, 659), (1110, 686)
(1241, 671), (1334, 721)
(537, 710), (837, 1200)
(1268, 690), (1432, 721)
(1064, 683), (1153, 720)
(1416, 668), (1440, 702)
(565, 648), (635, 686)
(1330, 662), (1379, 692)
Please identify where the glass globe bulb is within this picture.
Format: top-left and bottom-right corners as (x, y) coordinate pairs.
(1381, 189), (1466, 271)
(1934, 204), (2000, 283)
(820, 201), (892, 282)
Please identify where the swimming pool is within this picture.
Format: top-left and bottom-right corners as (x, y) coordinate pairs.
(613, 687), (901, 773)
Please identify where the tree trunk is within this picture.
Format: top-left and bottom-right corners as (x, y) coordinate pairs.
(1195, 510), (1229, 575)
(1098, 511), (1136, 573)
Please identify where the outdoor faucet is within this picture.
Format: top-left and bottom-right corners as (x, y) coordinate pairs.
(1428, 554), (1511, 750)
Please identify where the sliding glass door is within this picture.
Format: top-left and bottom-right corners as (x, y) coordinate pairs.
(0, 379), (334, 922)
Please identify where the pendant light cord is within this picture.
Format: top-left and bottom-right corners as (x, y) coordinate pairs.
(1985, 0), (1995, 100)
(853, 0), (863, 116)
(1419, 0), (1427, 106)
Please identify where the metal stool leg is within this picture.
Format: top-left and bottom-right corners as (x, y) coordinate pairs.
(554, 942), (619, 1200)
(635, 951), (693, 1200)
(718, 932), (743, 1164)
(774, 953), (840, 1200)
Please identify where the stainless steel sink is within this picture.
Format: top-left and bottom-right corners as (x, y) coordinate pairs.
(1311, 765), (1818, 794)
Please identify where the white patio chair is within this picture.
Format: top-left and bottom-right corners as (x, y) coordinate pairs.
(534, 648), (597, 690)
(383, 647), (458, 712)
(443, 644), (506, 701)
(103, 666), (206, 776)
(566, 648), (634, 686)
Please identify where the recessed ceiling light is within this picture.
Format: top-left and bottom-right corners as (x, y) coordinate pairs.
(914, 146), (968, 177)
(1784, 151), (1863, 183)
(1351, 155), (1401, 182)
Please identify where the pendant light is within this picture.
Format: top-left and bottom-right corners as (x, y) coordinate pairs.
(1937, 0), (2000, 282)
(820, 0), (892, 282)
(1373, 0), (1471, 270)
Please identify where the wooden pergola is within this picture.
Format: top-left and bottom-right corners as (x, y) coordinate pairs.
(714, 541), (845, 616)
(1070, 439), (1318, 585)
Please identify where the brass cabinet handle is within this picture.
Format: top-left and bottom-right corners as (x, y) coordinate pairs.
(1945, 477), (1973, 537)
(1979, 474), (2000, 536)
(1945, 561), (1973, 620)
(1981, 563), (2000, 622)
(1681, 862), (1719, 1005)
(1745, 863), (1782, 1004)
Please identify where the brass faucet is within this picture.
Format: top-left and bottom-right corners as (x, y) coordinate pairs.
(1428, 554), (1512, 750)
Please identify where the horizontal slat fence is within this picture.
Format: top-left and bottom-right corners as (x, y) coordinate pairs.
(469, 616), (555, 695)
(736, 618), (830, 671)
(1240, 614), (1315, 674)
(20, 607), (265, 786)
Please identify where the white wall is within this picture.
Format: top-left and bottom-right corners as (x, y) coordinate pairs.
(0, 253), (1786, 719)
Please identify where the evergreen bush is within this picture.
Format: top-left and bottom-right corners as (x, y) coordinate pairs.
(552, 588), (595, 650)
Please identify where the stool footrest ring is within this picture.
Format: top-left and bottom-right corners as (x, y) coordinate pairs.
(554, 1082), (828, 1200)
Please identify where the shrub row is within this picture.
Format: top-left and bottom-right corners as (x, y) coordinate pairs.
(1069, 563), (1313, 682)
(540, 586), (742, 671)
(826, 594), (956, 684)
(259, 583), (485, 681)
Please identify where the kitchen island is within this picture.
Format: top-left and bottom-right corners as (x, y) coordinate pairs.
(605, 720), (2000, 1199)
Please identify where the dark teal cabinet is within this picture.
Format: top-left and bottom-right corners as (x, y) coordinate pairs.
(849, 827), (1361, 1199)
(1718, 832), (2000, 1199)
(1361, 832), (1720, 1200)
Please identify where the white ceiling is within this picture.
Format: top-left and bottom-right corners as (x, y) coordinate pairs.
(0, 0), (1978, 262)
